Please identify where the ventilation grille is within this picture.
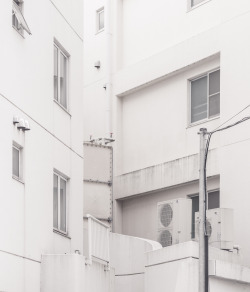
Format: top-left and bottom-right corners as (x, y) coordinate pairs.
(159, 203), (173, 228)
(159, 230), (172, 247)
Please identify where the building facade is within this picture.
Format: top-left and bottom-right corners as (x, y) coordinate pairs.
(0, 0), (84, 290)
(83, 0), (250, 268)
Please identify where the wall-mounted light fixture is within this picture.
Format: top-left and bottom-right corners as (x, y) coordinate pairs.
(94, 60), (101, 69)
(14, 116), (31, 131)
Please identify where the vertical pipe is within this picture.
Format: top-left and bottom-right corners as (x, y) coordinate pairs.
(105, 0), (112, 138)
(199, 128), (207, 292)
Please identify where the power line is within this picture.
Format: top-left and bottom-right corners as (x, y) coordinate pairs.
(212, 104), (250, 132)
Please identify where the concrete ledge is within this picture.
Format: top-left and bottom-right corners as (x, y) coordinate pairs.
(114, 150), (218, 199)
(209, 260), (250, 284)
(114, 27), (220, 96)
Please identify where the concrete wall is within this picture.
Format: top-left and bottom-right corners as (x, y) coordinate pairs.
(0, 0), (83, 291)
(41, 254), (114, 292)
(110, 233), (161, 292)
(145, 241), (250, 292)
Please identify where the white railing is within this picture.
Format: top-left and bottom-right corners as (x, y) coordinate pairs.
(86, 214), (110, 268)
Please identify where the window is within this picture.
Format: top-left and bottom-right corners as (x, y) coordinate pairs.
(54, 43), (68, 110)
(96, 8), (104, 32)
(12, 0), (31, 35)
(12, 144), (23, 180)
(53, 173), (67, 233)
(190, 69), (220, 123)
(190, 190), (220, 238)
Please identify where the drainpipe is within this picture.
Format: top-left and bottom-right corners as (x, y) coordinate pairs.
(105, 0), (113, 139)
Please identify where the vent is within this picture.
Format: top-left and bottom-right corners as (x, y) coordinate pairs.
(160, 204), (173, 227)
(159, 230), (172, 247)
(157, 199), (192, 247)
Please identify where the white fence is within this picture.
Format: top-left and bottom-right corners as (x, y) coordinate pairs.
(86, 214), (110, 267)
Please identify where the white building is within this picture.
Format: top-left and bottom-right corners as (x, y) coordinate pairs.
(0, 0), (84, 290)
(83, 0), (250, 278)
(1, 0), (250, 291)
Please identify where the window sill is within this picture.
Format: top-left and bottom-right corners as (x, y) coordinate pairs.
(187, 115), (220, 129)
(95, 28), (104, 35)
(12, 175), (24, 184)
(53, 229), (71, 239)
(53, 100), (71, 117)
(187, 0), (211, 12)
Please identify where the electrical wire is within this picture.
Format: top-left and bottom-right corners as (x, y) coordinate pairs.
(203, 115), (250, 236)
(212, 104), (250, 132)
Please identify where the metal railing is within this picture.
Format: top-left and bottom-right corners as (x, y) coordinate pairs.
(86, 214), (110, 268)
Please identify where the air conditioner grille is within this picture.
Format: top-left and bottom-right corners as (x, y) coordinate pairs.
(159, 230), (172, 247)
(160, 204), (173, 227)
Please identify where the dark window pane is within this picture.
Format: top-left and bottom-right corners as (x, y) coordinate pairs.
(12, 147), (19, 177)
(191, 76), (207, 123)
(208, 191), (220, 209)
(209, 70), (220, 95)
(53, 174), (58, 229)
(209, 93), (220, 117)
(54, 46), (58, 101)
(60, 178), (66, 232)
(191, 196), (199, 238)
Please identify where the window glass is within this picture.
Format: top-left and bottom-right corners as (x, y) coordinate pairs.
(209, 93), (220, 117)
(99, 10), (104, 31)
(60, 178), (66, 232)
(209, 70), (220, 95)
(54, 46), (58, 101)
(60, 52), (67, 109)
(53, 174), (58, 229)
(191, 76), (207, 123)
(12, 146), (19, 177)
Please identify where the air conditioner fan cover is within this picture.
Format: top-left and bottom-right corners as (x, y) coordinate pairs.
(160, 203), (173, 227)
(159, 230), (172, 247)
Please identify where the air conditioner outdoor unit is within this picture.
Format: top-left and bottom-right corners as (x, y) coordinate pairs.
(157, 198), (192, 247)
(195, 208), (233, 250)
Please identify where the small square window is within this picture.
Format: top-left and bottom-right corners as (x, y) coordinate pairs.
(96, 8), (104, 32)
(53, 172), (68, 233)
(190, 69), (220, 124)
(12, 144), (23, 180)
(12, 0), (31, 35)
(54, 43), (69, 110)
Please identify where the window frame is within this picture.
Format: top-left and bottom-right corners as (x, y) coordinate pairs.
(54, 42), (69, 111)
(53, 171), (68, 235)
(96, 7), (104, 33)
(189, 68), (220, 125)
(12, 0), (31, 36)
(12, 142), (23, 182)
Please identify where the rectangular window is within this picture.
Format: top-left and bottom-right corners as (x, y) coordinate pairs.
(190, 69), (220, 123)
(12, 0), (31, 35)
(12, 145), (20, 178)
(54, 43), (68, 110)
(97, 8), (104, 32)
(190, 190), (220, 238)
(53, 173), (67, 233)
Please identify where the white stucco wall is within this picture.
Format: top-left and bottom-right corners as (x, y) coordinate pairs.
(0, 0), (83, 291)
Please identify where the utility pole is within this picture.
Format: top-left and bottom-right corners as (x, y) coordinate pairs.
(198, 128), (207, 292)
